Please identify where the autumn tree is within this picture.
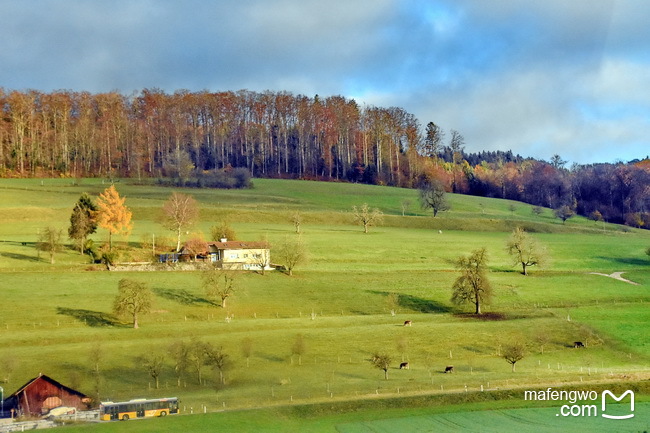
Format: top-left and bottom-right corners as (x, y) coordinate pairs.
(37, 226), (63, 264)
(275, 235), (308, 276)
(352, 203), (383, 233)
(418, 178), (450, 217)
(506, 227), (547, 275)
(96, 185), (132, 250)
(113, 278), (153, 329)
(451, 248), (492, 315)
(503, 342), (526, 372)
(370, 353), (392, 380)
(184, 236), (208, 261)
(68, 192), (98, 254)
(161, 192), (200, 252)
(203, 268), (237, 308)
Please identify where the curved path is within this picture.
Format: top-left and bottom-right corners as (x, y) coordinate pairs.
(589, 271), (639, 285)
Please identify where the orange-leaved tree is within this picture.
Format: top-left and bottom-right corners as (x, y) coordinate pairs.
(96, 185), (132, 250)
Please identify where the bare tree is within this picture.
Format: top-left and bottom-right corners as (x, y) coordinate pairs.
(161, 192), (199, 252)
(370, 353), (392, 380)
(418, 178), (450, 217)
(290, 212), (302, 234)
(503, 342), (526, 372)
(352, 203), (383, 233)
(554, 205), (575, 224)
(205, 343), (230, 385)
(506, 227), (547, 275)
(168, 340), (189, 387)
(113, 278), (153, 329)
(451, 248), (492, 315)
(241, 337), (253, 367)
(291, 334), (306, 365)
(141, 351), (165, 389)
(187, 338), (210, 385)
(276, 235), (308, 276)
(203, 268), (237, 308)
(400, 199), (412, 216)
(37, 226), (63, 264)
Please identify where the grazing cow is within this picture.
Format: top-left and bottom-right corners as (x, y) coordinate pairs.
(573, 341), (585, 348)
(399, 362), (409, 370)
(403, 320), (412, 327)
(445, 365), (454, 373)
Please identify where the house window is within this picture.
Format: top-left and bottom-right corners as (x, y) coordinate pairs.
(244, 254), (248, 258)
(230, 254), (238, 259)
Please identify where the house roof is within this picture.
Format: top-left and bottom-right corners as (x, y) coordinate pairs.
(206, 241), (269, 250)
(7, 374), (87, 399)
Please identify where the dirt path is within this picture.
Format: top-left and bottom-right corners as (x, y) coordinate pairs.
(589, 271), (640, 285)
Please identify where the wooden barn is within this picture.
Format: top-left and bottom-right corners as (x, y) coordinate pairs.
(2, 374), (90, 417)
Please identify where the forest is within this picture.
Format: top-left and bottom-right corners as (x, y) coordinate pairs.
(1, 88), (648, 227)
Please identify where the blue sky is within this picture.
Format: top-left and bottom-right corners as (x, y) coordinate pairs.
(1, 0), (648, 164)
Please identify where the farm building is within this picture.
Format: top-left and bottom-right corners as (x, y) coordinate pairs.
(1, 374), (90, 417)
(178, 239), (272, 271)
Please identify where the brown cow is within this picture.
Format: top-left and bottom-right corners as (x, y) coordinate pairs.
(399, 362), (409, 369)
(444, 365), (454, 373)
(403, 320), (412, 327)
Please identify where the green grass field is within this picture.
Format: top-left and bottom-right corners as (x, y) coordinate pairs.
(0, 178), (648, 431)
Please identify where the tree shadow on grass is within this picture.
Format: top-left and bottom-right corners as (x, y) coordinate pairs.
(595, 256), (649, 267)
(153, 287), (213, 306)
(56, 307), (124, 327)
(371, 291), (452, 314)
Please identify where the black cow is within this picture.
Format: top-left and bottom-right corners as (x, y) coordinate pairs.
(444, 365), (454, 373)
(573, 341), (585, 348)
(399, 362), (409, 369)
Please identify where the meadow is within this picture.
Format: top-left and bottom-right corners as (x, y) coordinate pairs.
(0, 178), (648, 431)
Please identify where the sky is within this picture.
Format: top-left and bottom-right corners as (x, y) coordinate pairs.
(1, 0), (648, 165)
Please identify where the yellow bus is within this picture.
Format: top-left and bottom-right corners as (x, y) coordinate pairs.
(99, 397), (179, 421)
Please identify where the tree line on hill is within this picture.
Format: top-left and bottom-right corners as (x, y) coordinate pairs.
(1, 88), (648, 227)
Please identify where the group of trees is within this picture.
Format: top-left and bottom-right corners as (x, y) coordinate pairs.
(2, 88), (647, 228)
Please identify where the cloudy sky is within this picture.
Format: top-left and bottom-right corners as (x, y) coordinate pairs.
(2, 0), (648, 164)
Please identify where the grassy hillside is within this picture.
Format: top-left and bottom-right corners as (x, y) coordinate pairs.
(0, 178), (648, 431)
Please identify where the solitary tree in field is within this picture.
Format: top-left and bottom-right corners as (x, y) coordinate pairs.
(187, 338), (210, 385)
(451, 248), (492, 315)
(290, 212), (302, 234)
(37, 226), (63, 264)
(113, 278), (153, 329)
(554, 205), (575, 224)
(506, 227), (546, 276)
(418, 178), (450, 217)
(291, 334), (306, 365)
(352, 203), (383, 233)
(162, 192), (200, 252)
(370, 353), (392, 380)
(96, 185), (132, 250)
(68, 192), (98, 254)
(276, 235), (308, 276)
(241, 337), (253, 367)
(503, 342), (526, 372)
(203, 269), (237, 308)
(531, 206), (544, 217)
